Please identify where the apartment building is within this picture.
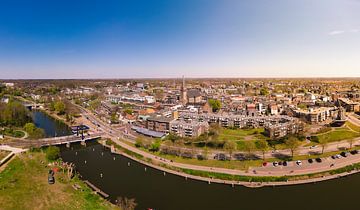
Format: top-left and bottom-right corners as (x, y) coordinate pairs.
(170, 120), (209, 137)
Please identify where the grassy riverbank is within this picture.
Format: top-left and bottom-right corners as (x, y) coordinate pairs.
(0, 151), (118, 210)
(105, 139), (360, 184)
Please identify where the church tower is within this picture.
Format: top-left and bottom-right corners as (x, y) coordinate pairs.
(181, 75), (187, 105)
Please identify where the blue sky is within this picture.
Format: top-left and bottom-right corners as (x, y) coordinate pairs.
(0, 0), (360, 79)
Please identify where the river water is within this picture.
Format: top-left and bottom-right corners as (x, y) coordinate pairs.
(31, 110), (72, 137)
(33, 111), (360, 210)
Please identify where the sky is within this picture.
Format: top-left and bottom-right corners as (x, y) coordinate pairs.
(0, 0), (360, 79)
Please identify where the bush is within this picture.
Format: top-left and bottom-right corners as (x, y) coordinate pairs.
(46, 146), (60, 161)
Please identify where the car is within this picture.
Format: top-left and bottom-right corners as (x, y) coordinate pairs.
(335, 154), (342, 159)
(315, 158), (322, 163)
(350, 150), (359, 155)
(278, 161), (283, 166)
(310, 145), (318, 149)
(273, 161), (279, 167)
(308, 159), (314, 163)
(340, 152), (349, 157)
(296, 160), (302, 166)
(331, 155), (336, 159)
(262, 162), (268, 167)
(282, 161), (288, 166)
(48, 170), (55, 184)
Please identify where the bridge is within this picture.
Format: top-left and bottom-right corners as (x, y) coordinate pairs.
(5, 133), (104, 148)
(23, 103), (44, 110)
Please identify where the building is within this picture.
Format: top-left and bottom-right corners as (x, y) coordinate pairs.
(181, 76), (187, 105)
(146, 114), (174, 133)
(170, 120), (209, 137)
(292, 107), (336, 124)
(187, 89), (202, 104)
(339, 98), (360, 112)
(265, 121), (304, 139)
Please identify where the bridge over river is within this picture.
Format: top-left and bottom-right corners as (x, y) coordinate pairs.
(4, 133), (104, 148)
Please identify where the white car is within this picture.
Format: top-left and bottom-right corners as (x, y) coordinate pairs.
(335, 154), (342, 159)
(296, 160), (302, 166)
(273, 162), (279, 167)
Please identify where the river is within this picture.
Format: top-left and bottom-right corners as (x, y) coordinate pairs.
(31, 110), (72, 137)
(33, 111), (360, 210)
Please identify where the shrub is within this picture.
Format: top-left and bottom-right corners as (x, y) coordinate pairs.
(46, 146), (60, 161)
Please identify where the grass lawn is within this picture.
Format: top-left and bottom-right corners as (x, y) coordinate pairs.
(346, 121), (360, 133)
(0, 151), (118, 210)
(1, 128), (25, 138)
(217, 128), (268, 142)
(316, 128), (360, 143)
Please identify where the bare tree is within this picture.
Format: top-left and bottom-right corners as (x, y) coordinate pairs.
(255, 140), (269, 160)
(116, 196), (137, 210)
(285, 136), (301, 158)
(223, 140), (237, 160)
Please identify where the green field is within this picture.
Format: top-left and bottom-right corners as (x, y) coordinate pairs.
(0, 151), (118, 210)
(316, 128), (360, 143)
(217, 128), (267, 141)
(346, 121), (360, 133)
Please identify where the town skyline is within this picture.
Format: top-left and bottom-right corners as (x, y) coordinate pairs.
(1, 0), (360, 79)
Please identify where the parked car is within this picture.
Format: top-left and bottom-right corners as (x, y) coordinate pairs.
(296, 160), (302, 166)
(350, 150), (359, 155)
(48, 170), (55, 184)
(331, 155), (336, 159)
(262, 162), (268, 167)
(282, 161), (288, 166)
(340, 152), (349, 157)
(335, 154), (342, 159)
(308, 159), (314, 163)
(310, 145), (318, 149)
(315, 158), (322, 163)
(273, 161), (279, 167)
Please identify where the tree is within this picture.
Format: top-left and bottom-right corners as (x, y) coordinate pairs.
(116, 197), (137, 210)
(243, 141), (256, 157)
(23, 123), (45, 139)
(285, 137), (301, 158)
(208, 99), (222, 112)
(24, 122), (36, 134)
(54, 101), (66, 115)
(255, 140), (269, 160)
(223, 140), (237, 159)
(318, 137), (328, 154)
(259, 87), (269, 96)
(46, 146), (60, 161)
(347, 138), (355, 149)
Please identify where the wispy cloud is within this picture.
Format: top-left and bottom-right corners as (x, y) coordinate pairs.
(328, 29), (359, 36)
(328, 30), (345, 35)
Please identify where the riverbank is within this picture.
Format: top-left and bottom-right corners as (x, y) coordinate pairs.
(101, 139), (360, 188)
(0, 150), (118, 210)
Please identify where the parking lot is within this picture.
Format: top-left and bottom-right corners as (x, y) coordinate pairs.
(253, 150), (360, 176)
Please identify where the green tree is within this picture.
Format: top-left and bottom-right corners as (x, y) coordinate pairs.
(255, 140), (269, 160)
(46, 146), (60, 161)
(23, 123), (45, 139)
(208, 99), (222, 112)
(54, 101), (66, 115)
(260, 87), (269, 96)
(223, 140), (237, 159)
(285, 137), (301, 158)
